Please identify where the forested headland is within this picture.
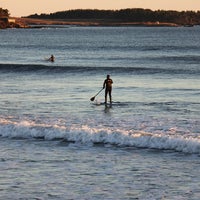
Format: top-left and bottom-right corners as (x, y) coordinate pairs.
(2, 8), (200, 28)
(25, 8), (200, 26)
(0, 8), (28, 28)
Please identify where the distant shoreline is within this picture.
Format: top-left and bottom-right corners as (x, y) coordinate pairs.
(14, 17), (180, 28)
(1, 8), (199, 29)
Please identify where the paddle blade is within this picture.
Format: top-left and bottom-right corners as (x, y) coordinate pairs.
(90, 96), (95, 101)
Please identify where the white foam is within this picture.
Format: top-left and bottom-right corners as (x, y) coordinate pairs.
(0, 119), (200, 154)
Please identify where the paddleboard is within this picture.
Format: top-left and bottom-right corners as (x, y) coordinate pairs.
(93, 101), (128, 107)
(93, 101), (113, 106)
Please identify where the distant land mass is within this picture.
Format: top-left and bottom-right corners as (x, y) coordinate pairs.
(23, 8), (200, 27)
(1, 8), (200, 28)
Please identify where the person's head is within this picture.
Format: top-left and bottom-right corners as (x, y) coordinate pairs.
(107, 74), (110, 79)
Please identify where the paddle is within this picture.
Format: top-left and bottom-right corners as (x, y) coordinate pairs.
(90, 88), (104, 101)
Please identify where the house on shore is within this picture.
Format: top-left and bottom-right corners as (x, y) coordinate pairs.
(0, 16), (28, 28)
(8, 18), (16, 23)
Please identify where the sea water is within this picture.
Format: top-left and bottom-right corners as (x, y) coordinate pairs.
(0, 26), (200, 199)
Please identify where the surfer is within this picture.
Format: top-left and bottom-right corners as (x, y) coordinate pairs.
(103, 74), (113, 104)
(49, 55), (55, 62)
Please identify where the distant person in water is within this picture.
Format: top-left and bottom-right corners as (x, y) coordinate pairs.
(103, 74), (113, 104)
(49, 55), (55, 62)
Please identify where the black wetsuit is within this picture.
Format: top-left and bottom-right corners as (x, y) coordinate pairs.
(103, 78), (113, 103)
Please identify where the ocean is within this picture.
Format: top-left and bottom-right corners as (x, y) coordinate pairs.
(0, 26), (200, 199)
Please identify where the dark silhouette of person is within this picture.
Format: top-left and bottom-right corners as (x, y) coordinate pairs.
(103, 75), (113, 104)
(49, 55), (55, 62)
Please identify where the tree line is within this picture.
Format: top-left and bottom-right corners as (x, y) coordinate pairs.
(0, 8), (9, 17)
(25, 8), (200, 25)
(0, 8), (10, 28)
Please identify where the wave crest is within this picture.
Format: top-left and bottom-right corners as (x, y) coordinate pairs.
(0, 120), (200, 154)
(0, 63), (199, 75)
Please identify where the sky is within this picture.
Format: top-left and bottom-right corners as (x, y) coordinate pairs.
(1, 0), (200, 17)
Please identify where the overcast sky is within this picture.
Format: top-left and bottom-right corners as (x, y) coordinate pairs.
(1, 0), (200, 17)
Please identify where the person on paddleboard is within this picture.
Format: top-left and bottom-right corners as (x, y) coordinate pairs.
(103, 74), (113, 104)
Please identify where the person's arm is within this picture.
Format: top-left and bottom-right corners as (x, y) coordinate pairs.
(103, 80), (106, 89)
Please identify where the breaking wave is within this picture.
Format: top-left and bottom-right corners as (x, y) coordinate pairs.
(0, 119), (199, 154)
